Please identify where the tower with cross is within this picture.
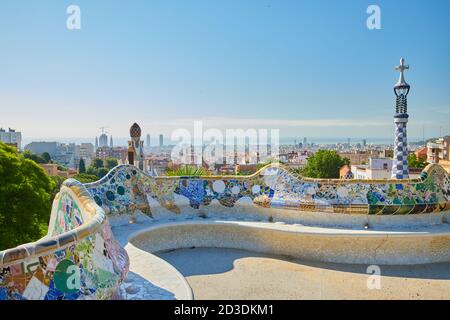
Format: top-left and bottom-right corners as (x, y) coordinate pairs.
(392, 58), (411, 179)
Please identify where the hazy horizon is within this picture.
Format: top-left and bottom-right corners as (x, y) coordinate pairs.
(21, 135), (431, 148)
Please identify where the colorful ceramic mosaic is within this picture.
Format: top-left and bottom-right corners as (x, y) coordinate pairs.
(51, 191), (85, 236)
(84, 163), (450, 216)
(1, 233), (119, 300)
(85, 167), (150, 215)
(1, 162), (449, 300)
(0, 181), (129, 300)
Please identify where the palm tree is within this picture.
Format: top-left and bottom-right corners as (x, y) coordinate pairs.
(166, 165), (210, 177)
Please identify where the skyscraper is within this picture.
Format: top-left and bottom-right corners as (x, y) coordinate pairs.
(109, 136), (113, 148)
(99, 133), (108, 148)
(146, 134), (151, 147)
(391, 58), (411, 179)
(159, 134), (164, 147)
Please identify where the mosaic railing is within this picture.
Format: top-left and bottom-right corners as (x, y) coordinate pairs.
(85, 163), (450, 217)
(0, 180), (129, 300)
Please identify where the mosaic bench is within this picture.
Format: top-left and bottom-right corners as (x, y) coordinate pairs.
(0, 180), (129, 300)
(1, 163), (450, 300)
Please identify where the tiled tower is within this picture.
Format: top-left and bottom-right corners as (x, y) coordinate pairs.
(392, 58), (411, 179)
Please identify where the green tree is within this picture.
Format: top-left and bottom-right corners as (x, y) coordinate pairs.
(86, 166), (96, 176)
(0, 142), (55, 250)
(22, 150), (46, 164)
(73, 173), (99, 183)
(104, 157), (118, 170)
(92, 158), (104, 169)
(407, 153), (427, 169)
(96, 167), (109, 178)
(300, 150), (350, 179)
(86, 157), (112, 179)
(41, 152), (51, 163)
(78, 158), (86, 173)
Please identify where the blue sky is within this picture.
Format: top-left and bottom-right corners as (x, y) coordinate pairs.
(0, 0), (449, 142)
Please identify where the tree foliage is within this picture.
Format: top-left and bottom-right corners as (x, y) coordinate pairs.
(96, 167), (110, 178)
(86, 157), (117, 179)
(41, 152), (51, 163)
(92, 158), (104, 169)
(0, 142), (55, 250)
(78, 158), (86, 174)
(407, 153), (428, 169)
(73, 173), (99, 183)
(22, 150), (49, 164)
(104, 157), (118, 170)
(300, 150), (350, 179)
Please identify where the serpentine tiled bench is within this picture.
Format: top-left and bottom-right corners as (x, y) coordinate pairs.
(88, 163), (450, 266)
(0, 180), (128, 300)
(1, 163), (450, 300)
(84, 163), (450, 220)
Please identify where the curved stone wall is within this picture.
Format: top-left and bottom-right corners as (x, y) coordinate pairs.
(0, 180), (129, 300)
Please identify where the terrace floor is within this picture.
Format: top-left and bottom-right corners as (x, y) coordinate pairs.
(156, 247), (450, 300)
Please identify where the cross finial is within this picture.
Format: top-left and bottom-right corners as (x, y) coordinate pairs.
(396, 57), (409, 73)
(395, 57), (410, 88)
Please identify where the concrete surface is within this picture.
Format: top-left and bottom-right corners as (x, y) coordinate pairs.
(129, 219), (450, 265)
(157, 247), (450, 300)
(113, 221), (193, 300)
(111, 213), (450, 300)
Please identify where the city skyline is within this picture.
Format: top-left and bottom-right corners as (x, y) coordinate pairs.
(1, 1), (450, 139)
(20, 134), (430, 148)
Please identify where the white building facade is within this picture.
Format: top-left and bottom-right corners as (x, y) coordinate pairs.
(351, 158), (393, 180)
(0, 128), (22, 150)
